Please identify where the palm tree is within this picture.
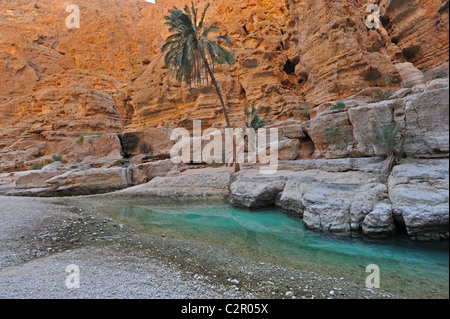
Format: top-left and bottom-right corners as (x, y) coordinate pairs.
(366, 124), (429, 181)
(244, 103), (270, 154)
(162, 2), (240, 171)
(244, 103), (270, 132)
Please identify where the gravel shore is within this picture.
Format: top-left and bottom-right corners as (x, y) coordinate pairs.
(0, 195), (398, 299)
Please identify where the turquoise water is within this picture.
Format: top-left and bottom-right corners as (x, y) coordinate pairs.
(101, 201), (449, 298)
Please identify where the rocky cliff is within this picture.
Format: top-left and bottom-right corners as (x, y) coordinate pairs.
(1, 1), (448, 162)
(0, 0), (448, 241)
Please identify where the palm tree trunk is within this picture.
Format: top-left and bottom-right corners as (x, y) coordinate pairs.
(201, 54), (240, 173)
(378, 154), (398, 183)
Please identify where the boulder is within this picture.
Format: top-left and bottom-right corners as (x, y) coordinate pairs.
(120, 128), (174, 157)
(348, 87), (449, 158)
(277, 177), (387, 234)
(2, 163), (129, 197)
(14, 170), (62, 190)
(301, 182), (357, 234)
(348, 99), (404, 157)
(350, 183), (389, 231)
(279, 124), (305, 140)
(362, 203), (396, 238)
(388, 88), (412, 100)
(10, 161), (65, 190)
(130, 159), (180, 185)
(403, 88), (449, 157)
(276, 139), (300, 161)
(388, 159), (449, 240)
(229, 176), (287, 209)
(257, 138), (300, 162)
(45, 167), (129, 196)
(395, 62), (424, 84)
(115, 168), (232, 201)
(276, 177), (312, 216)
(305, 112), (354, 158)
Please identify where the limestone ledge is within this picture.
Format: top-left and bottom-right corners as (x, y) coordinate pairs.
(1, 157), (448, 241)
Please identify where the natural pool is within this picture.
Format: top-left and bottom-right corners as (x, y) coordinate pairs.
(100, 201), (449, 298)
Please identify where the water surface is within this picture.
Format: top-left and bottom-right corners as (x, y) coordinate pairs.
(100, 201), (449, 298)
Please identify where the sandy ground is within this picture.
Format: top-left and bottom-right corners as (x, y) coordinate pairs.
(0, 195), (396, 299)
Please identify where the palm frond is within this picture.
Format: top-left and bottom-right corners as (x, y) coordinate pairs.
(365, 124), (403, 157)
(244, 103), (270, 131)
(202, 23), (219, 38)
(205, 41), (235, 65)
(162, 2), (234, 86)
(198, 2), (210, 29)
(366, 123), (431, 181)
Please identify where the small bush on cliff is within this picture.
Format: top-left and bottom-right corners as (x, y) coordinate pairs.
(52, 154), (64, 163)
(366, 124), (430, 181)
(31, 163), (43, 170)
(330, 101), (346, 111)
(76, 131), (104, 144)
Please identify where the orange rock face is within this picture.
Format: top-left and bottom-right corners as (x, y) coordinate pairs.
(0, 0), (448, 171)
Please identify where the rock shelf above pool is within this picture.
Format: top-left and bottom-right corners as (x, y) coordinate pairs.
(106, 158), (448, 241)
(1, 158), (448, 241)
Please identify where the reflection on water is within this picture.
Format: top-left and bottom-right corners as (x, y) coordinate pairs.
(100, 201), (449, 298)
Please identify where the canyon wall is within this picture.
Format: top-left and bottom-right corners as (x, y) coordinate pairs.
(0, 0), (448, 171)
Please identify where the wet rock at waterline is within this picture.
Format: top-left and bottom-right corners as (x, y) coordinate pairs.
(299, 181), (387, 235)
(114, 169), (233, 201)
(229, 159), (448, 240)
(229, 176), (287, 209)
(1, 158), (448, 241)
(388, 159), (449, 241)
(362, 203), (396, 238)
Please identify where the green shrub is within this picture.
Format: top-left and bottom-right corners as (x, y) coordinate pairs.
(31, 163), (43, 170)
(76, 131), (104, 144)
(366, 124), (430, 181)
(52, 154), (63, 163)
(330, 101), (346, 111)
